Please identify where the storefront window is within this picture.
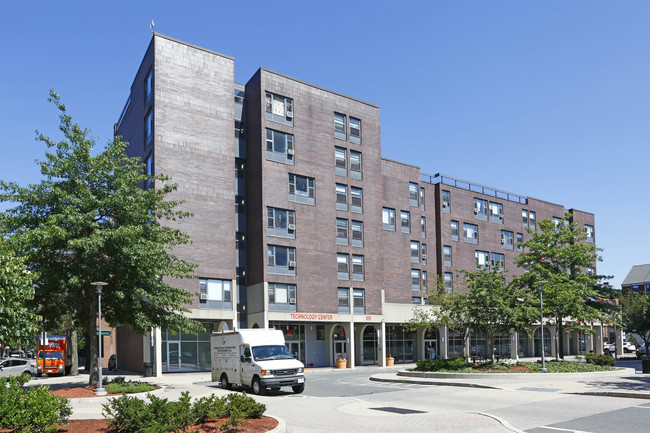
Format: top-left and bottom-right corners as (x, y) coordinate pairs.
(386, 325), (416, 363)
(161, 321), (216, 372)
(448, 329), (464, 358)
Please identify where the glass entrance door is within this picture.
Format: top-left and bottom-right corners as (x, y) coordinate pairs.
(334, 341), (347, 363)
(286, 341), (305, 364)
(425, 340), (437, 360)
(167, 342), (181, 371)
(362, 327), (377, 365)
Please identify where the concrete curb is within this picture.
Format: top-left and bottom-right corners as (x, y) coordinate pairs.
(267, 415), (286, 433)
(64, 385), (166, 404)
(396, 367), (636, 379)
(569, 391), (650, 400)
(475, 412), (524, 433)
(369, 376), (501, 389)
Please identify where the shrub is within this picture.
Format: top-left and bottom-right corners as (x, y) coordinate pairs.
(0, 375), (71, 433)
(105, 382), (156, 394)
(414, 357), (470, 372)
(103, 390), (266, 432)
(585, 353), (616, 366)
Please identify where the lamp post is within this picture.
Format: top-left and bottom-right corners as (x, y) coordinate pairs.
(536, 281), (548, 372)
(92, 282), (108, 396)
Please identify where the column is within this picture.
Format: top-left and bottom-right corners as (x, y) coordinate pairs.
(348, 320), (355, 369)
(154, 327), (162, 377)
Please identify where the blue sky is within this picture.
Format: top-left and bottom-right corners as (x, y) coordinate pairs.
(1, 1), (648, 289)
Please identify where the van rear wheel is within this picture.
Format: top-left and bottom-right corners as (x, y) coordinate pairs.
(220, 374), (232, 390)
(292, 383), (305, 394)
(252, 377), (266, 395)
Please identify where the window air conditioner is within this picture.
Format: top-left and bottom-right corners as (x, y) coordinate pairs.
(422, 254), (427, 259)
(289, 297), (296, 304)
(288, 224), (296, 230)
(287, 148), (295, 155)
(288, 261), (296, 268)
(199, 293), (208, 300)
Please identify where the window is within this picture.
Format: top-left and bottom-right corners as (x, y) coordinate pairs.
(353, 288), (365, 313)
(267, 207), (295, 238)
(451, 220), (459, 241)
(411, 241), (420, 263)
(349, 117), (361, 144)
(421, 217), (426, 238)
(401, 211), (410, 233)
(335, 147), (347, 176)
(464, 223), (478, 244)
(268, 283), (296, 311)
(501, 230), (514, 250)
(491, 252), (505, 271)
(420, 187), (425, 211)
(443, 245), (452, 266)
(199, 278), (232, 309)
(586, 266), (595, 275)
(382, 208), (396, 231)
(352, 255), (364, 281)
(334, 112), (346, 140)
(475, 250), (489, 269)
(444, 272), (453, 292)
(289, 174), (315, 205)
(474, 198), (488, 221)
(411, 269), (421, 291)
(421, 244), (427, 265)
(422, 271), (427, 290)
(529, 211), (536, 229)
(268, 245), (296, 275)
(144, 153), (153, 189)
(553, 216), (562, 227)
(234, 88), (244, 104)
(336, 184), (348, 211)
(350, 187), (363, 213)
(409, 182), (419, 207)
(489, 202), (503, 224)
(337, 253), (349, 280)
(516, 233), (524, 251)
(265, 92), (293, 125)
(585, 224), (594, 242)
(236, 232), (245, 250)
(412, 297), (422, 305)
(144, 109), (153, 146)
(235, 195), (245, 214)
(350, 150), (362, 180)
(266, 129), (294, 164)
(336, 218), (349, 245)
(442, 190), (450, 213)
(338, 287), (350, 314)
(351, 220), (364, 247)
(144, 68), (153, 103)
(522, 210), (529, 229)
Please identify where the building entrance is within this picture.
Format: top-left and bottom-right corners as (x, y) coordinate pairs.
(333, 325), (347, 363)
(362, 326), (378, 365)
(167, 341), (181, 371)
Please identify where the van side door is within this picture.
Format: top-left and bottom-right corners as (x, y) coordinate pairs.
(240, 345), (254, 386)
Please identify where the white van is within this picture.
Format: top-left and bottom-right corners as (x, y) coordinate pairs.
(210, 329), (305, 395)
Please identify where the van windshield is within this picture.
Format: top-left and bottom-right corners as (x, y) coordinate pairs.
(252, 345), (294, 361)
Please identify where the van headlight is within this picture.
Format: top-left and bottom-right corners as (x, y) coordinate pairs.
(297, 367), (304, 373)
(261, 370), (270, 376)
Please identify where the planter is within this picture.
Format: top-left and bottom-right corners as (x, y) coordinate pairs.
(336, 359), (347, 369)
(386, 357), (394, 367)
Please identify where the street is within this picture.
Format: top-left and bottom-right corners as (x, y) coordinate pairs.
(217, 366), (650, 433)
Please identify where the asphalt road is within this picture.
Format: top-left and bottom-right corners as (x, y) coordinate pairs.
(243, 367), (650, 433)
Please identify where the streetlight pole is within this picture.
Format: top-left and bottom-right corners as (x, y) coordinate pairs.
(537, 281), (548, 372)
(91, 282), (108, 396)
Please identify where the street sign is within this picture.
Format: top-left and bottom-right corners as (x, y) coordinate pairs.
(96, 331), (111, 336)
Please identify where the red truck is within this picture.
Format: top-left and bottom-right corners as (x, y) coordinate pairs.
(37, 336), (71, 376)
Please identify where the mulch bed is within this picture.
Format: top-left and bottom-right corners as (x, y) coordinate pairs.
(472, 364), (532, 373)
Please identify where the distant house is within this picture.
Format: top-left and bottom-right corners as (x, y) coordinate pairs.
(622, 264), (650, 294)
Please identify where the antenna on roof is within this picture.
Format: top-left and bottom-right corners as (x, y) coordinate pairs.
(150, 19), (155, 34)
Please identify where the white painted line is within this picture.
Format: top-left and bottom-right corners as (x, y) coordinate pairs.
(540, 426), (592, 433)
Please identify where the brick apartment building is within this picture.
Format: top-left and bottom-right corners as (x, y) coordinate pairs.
(114, 34), (601, 375)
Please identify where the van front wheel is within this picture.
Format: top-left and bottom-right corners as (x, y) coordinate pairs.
(292, 383), (305, 394)
(252, 377), (266, 395)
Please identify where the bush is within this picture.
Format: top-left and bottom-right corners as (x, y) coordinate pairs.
(585, 353), (616, 366)
(105, 382), (156, 394)
(0, 375), (72, 433)
(103, 390), (266, 432)
(414, 357), (471, 372)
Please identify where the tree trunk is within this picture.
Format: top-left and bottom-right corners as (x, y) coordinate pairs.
(488, 330), (496, 363)
(87, 297), (99, 387)
(558, 319), (564, 359)
(70, 330), (79, 376)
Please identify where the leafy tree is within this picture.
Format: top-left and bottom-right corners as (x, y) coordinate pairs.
(0, 237), (40, 353)
(458, 268), (536, 362)
(0, 91), (201, 386)
(620, 291), (650, 356)
(513, 214), (606, 359)
(407, 270), (535, 362)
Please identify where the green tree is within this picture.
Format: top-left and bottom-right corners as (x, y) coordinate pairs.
(620, 291), (650, 356)
(458, 268), (536, 362)
(0, 238), (40, 353)
(513, 214), (606, 359)
(0, 91), (201, 387)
